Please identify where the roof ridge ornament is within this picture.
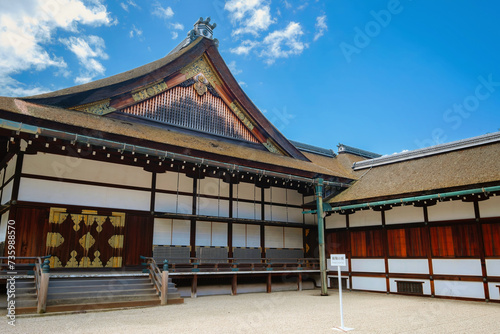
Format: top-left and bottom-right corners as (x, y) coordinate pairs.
(188, 17), (219, 47)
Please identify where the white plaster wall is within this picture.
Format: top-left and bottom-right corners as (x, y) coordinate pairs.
(5, 155), (16, 181)
(432, 259), (482, 276)
(0, 211), (9, 244)
(325, 213), (346, 229)
(153, 218), (172, 245)
(488, 283), (500, 300)
(427, 200), (475, 222)
(385, 205), (424, 225)
(349, 209), (381, 227)
(265, 226), (283, 248)
(155, 193), (192, 214)
(485, 259), (500, 276)
(172, 220), (190, 246)
(479, 195), (500, 218)
(265, 205), (289, 222)
(198, 177), (223, 197)
(265, 187), (287, 204)
(434, 280), (485, 299)
(284, 227), (302, 249)
(351, 276), (386, 292)
(232, 223), (246, 247)
(156, 171), (192, 193)
(246, 224), (260, 247)
(23, 153), (151, 188)
(1, 180), (13, 205)
(388, 259), (429, 274)
(351, 258), (385, 273)
(18, 178), (150, 211)
(389, 278), (431, 295)
(234, 201), (259, 220)
(197, 197), (229, 217)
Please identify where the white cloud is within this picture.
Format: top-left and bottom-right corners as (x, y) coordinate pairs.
(260, 22), (308, 64)
(171, 31), (178, 40)
(129, 25), (143, 38)
(282, 0), (292, 9)
(120, 0), (139, 12)
(228, 61), (242, 75)
(238, 81), (247, 87)
(314, 15), (327, 41)
(230, 40), (258, 55)
(170, 22), (184, 30)
(0, 0), (113, 96)
(225, 0), (275, 36)
(152, 3), (174, 20)
(60, 35), (108, 84)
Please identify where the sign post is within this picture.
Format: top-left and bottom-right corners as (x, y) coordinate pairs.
(330, 254), (353, 332)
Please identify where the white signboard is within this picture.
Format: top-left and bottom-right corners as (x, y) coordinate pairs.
(330, 254), (346, 267)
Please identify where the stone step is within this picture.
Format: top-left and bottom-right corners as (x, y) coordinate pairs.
(48, 282), (154, 294)
(48, 287), (158, 300)
(46, 293), (160, 306)
(49, 277), (151, 287)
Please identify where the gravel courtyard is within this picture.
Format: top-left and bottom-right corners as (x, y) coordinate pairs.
(1, 289), (499, 334)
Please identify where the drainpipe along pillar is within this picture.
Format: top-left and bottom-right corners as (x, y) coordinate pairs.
(316, 178), (328, 296)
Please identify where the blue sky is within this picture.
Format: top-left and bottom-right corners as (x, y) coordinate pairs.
(1, 0), (499, 155)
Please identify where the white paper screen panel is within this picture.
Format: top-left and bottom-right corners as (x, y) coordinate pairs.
(349, 209), (381, 227)
(385, 205), (424, 225)
(232, 223), (246, 247)
(197, 197), (229, 217)
(156, 172), (192, 193)
(1, 180), (13, 205)
(234, 201), (259, 220)
(0, 168), (4, 186)
(235, 182), (260, 201)
(304, 213), (316, 225)
(265, 226), (283, 248)
(5, 155), (16, 180)
(479, 196), (500, 218)
(0, 211), (9, 246)
(196, 221), (211, 246)
(325, 213), (346, 229)
(18, 178), (150, 210)
(265, 187), (287, 204)
(287, 189), (303, 206)
(153, 218), (172, 245)
(287, 208), (304, 224)
(172, 220), (190, 245)
(211, 222), (228, 247)
(155, 193), (192, 214)
(284, 227), (303, 248)
(198, 177), (229, 197)
(22, 153), (151, 188)
(427, 200), (475, 221)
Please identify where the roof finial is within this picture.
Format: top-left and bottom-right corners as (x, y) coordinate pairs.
(187, 17), (218, 47)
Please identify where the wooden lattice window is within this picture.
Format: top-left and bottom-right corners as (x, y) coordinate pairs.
(120, 85), (259, 143)
(396, 281), (424, 295)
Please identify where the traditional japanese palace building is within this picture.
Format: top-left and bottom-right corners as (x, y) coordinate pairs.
(0, 18), (499, 309)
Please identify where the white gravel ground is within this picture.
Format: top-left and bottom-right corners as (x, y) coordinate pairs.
(1, 289), (499, 334)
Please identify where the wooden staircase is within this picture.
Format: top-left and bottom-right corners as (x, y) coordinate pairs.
(15, 273), (183, 314)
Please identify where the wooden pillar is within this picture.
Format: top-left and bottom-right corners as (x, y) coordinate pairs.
(346, 214), (353, 291)
(231, 274), (237, 296)
(423, 206), (435, 297)
(150, 172), (157, 213)
(11, 152), (24, 204)
(161, 270), (168, 305)
(190, 177), (198, 258)
(474, 200), (490, 301)
(228, 182), (234, 258)
(266, 273), (272, 293)
(261, 187), (266, 260)
(37, 262), (49, 314)
(381, 210), (390, 293)
(298, 273), (303, 291)
(191, 275), (198, 298)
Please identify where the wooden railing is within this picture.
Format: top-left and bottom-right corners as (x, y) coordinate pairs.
(0, 255), (51, 313)
(156, 257), (320, 273)
(140, 256), (169, 305)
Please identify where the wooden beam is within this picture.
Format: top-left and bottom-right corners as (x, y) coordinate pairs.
(231, 274), (237, 296)
(423, 206), (435, 297)
(191, 274), (197, 298)
(266, 273), (272, 293)
(474, 200), (490, 301)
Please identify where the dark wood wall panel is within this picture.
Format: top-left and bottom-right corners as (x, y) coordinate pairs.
(326, 230), (348, 255)
(387, 227), (427, 257)
(482, 222), (500, 257)
(123, 214), (154, 266)
(430, 224), (479, 257)
(351, 229), (383, 257)
(9, 206), (50, 260)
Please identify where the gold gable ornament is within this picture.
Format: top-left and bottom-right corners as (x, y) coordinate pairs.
(71, 99), (116, 116)
(194, 74), (208, 96)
